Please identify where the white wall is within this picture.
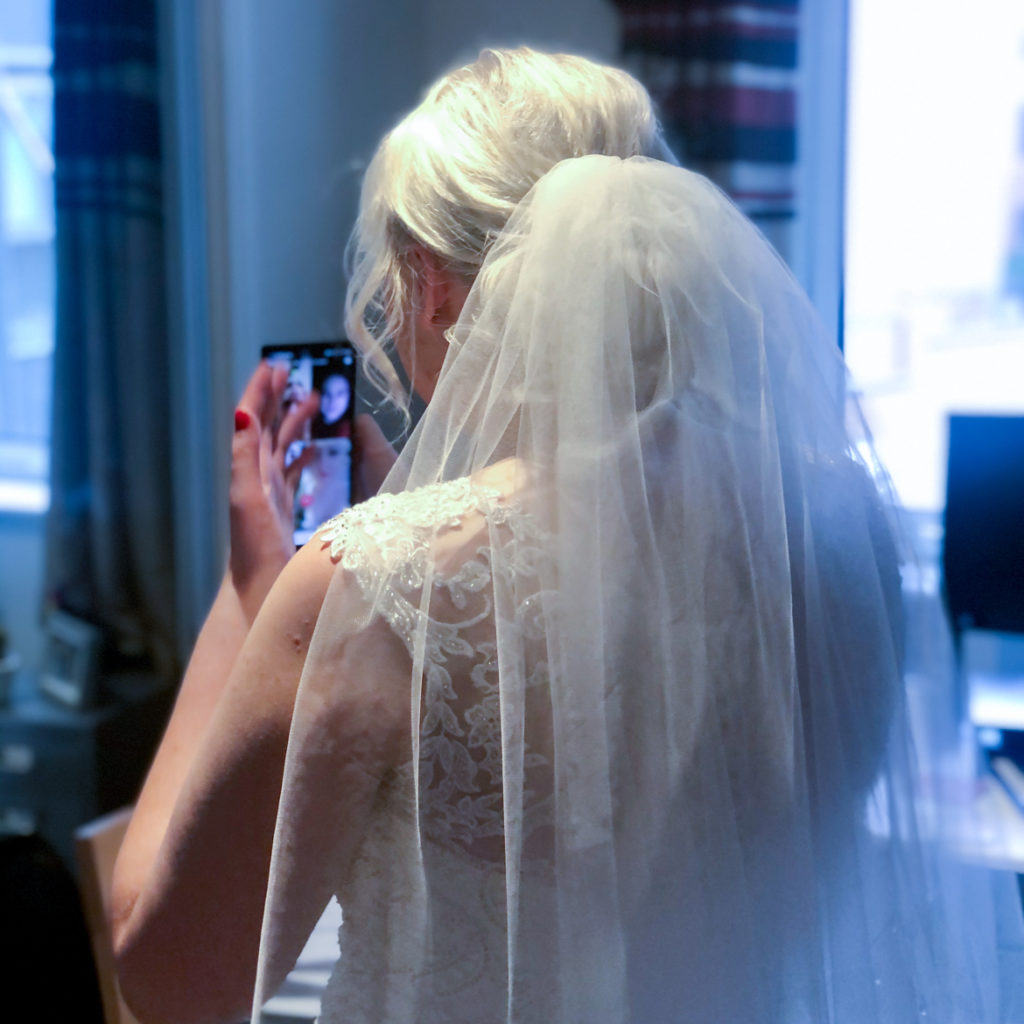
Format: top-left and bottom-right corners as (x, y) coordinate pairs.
(793, 0), (848, 339)
(218, 0), (622, 395)
(219, 0), (423, 390)
(160, 0), (623, 643)
(420, 0), (620, 80)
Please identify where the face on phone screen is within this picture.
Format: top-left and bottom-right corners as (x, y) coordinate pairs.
(261, 341), (356, 546)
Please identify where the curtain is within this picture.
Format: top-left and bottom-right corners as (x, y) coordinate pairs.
(44, 0), (178, 676)
(612, 0), (799, 255)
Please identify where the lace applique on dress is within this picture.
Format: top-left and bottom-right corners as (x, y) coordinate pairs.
(315, 478), (554, 853)
(317, 479), (506, 651)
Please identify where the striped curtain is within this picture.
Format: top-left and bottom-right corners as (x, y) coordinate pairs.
(613, 0), (799, 255)
(44, 0), (178, 675)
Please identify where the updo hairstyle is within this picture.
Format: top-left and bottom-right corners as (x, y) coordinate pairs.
(344, 47), (671, 412)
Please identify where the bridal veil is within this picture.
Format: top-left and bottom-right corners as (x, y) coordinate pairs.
(252, 154), (1005, 1022)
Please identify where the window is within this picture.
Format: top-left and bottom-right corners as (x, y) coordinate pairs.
(844, 0), (1024, 513)
(0, 4), (53, 513)
(845, 1), (1024, 727)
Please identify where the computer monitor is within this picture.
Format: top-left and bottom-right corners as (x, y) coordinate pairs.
(943, 414), (1024, 635)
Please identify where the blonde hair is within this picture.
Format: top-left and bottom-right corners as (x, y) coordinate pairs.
(345, 47), (671, 413)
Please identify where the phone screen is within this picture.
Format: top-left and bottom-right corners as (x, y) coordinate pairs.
(261, 340), (357, 546)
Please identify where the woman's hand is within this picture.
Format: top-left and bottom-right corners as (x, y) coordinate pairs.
(230, 361), (318, 623)
(353, 412), (398, 501)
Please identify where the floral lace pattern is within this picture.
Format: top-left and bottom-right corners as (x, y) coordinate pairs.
(316, 478), (553, 852)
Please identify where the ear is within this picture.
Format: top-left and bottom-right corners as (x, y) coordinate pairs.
(407, 245), (465, 332)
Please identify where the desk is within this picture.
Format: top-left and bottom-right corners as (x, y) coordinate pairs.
(958, 764), (1024, 873)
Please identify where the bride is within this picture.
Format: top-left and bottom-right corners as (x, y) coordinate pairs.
(111, 48), (1003, 1023)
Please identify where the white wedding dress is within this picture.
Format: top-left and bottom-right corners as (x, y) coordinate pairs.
(253, 156), (1006, 1023)
(313, 474), (560, 1024)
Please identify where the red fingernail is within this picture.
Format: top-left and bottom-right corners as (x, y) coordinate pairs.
(234, 409), (251, 431)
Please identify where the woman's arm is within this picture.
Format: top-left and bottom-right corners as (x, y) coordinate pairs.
(110, 364), (403, 1024)
(110, 542), (352, 1024)
(110, 363), (315, 1022)
(110, 572), (248, 944)
(113, 363), (311, 909)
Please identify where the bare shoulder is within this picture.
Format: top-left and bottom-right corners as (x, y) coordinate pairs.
(244, 536), (341, 662)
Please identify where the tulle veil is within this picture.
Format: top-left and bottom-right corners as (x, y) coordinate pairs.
(252, 155), (1009, 1022)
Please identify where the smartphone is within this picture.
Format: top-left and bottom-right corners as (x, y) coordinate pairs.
(261, 340), (357, 546)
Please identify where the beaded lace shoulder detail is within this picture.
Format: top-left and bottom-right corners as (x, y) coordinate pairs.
(315, 478), (553, 852)
(315, 477), (512, 607)
(318, 476), (499, 548)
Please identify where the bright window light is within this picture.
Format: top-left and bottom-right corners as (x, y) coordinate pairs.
(845, 0), (1024, 511)
(0, 4), (54, 514)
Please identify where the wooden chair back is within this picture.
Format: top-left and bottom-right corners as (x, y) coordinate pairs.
(75, 807), (141, 1024)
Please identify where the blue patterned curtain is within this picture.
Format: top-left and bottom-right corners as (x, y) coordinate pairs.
(613, 0), (799, 250)
(44, 0), (178, 674)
